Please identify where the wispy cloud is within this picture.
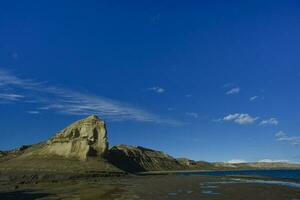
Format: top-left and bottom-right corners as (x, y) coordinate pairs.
(249, 96), (258, 101)
(258, 159), (288, 163)
(227, 159), (247, 164)
(0, 69), (180, 124)
(223, 113), (258, 125)
(275, 131), (300, 146)
(185, 112), (199, 118)
(226, 87), (240, 95)
(148, 86), (165, 93)
(0, 93), (24, 101)
(260, 118), (279, 126)
(185, 94), (192, 98)
(27, 110), (40, 114)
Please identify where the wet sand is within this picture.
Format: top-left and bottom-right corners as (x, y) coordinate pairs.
(0, 174), (299, 199)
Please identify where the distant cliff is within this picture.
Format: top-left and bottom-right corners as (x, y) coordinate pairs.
(176, 158), (300, 170)
(108, 145), (185, 172)
(212, 162), (300, 170)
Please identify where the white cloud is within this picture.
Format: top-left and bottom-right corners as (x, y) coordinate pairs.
(275, 131), (300, 146)
(148, 86), (165, 93)
(227, 159), (247, 164)
(260, 118), (279, 126)
(0, 93), (24, 101)
(258, 159), (288, 163)
(226, 87), (240, 95)
(275, 131), (286, 138)
(185, 112), (199, 118)
(0, 69), (41, 88)
(0, 69), (180, 124)
(249, 96), (258, 101)
(27, 110), (40, 114)
(223, 113), (258, 125)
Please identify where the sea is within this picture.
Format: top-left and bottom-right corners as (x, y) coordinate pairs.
(180, 169), (300, 180)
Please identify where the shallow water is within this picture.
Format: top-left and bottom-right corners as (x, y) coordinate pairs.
(201, 190), (220, 195)
(168, 192), (177, 196)
(203, 178), (300, 188)
(181, 169), (300, 179)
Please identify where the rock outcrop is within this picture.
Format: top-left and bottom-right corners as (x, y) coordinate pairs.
(44, 115), (108, 160)
(176, 158), (221, 170)
(108, 145), (185, 172)
(176, 158), (197, 166)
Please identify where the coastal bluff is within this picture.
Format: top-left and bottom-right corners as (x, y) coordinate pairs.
(43, 115), (108, 160)
(108, 145), (185, 172)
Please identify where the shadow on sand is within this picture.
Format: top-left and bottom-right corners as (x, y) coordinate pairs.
(0, 190), (55, 200)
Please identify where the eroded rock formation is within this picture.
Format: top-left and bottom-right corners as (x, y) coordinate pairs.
(108, 145), (185, 172)
(45, 115), (108, 160)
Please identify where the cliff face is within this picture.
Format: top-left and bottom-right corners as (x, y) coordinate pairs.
(0, 116), (121, 174)
(44, 115), (108, 160)
(108, 145), (185, 172)
(176, 158), (218, 170)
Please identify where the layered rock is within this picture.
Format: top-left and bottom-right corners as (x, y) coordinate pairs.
(44, 115), (108, 160)
(176, 158), (197, 166)
(177, 158), (220, 170)
(108, 145), (185, 172)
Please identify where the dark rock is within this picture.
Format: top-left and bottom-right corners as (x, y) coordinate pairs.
(108, 145), (185, 173)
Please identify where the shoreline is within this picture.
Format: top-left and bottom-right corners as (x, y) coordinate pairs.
(138, 168), (300, 174)
(1, 172), (300, 199)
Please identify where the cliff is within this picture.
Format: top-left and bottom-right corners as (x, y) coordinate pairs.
(43, 115), (108, 160)
(108, 145), (186, 172)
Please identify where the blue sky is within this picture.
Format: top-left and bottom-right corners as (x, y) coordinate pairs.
(0, 1), (300, 163)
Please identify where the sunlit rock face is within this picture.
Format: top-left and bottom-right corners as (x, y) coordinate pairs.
(45, 115), (108, 160)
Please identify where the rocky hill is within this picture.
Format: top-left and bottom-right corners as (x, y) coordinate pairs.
(0, 115), (186, 178)
(0, 115), (121, 178)
(39, 115), (109, 160)
(176, 158), (218, 170)
(176, 158), (300, 170)
(108, 145), (185, 172)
